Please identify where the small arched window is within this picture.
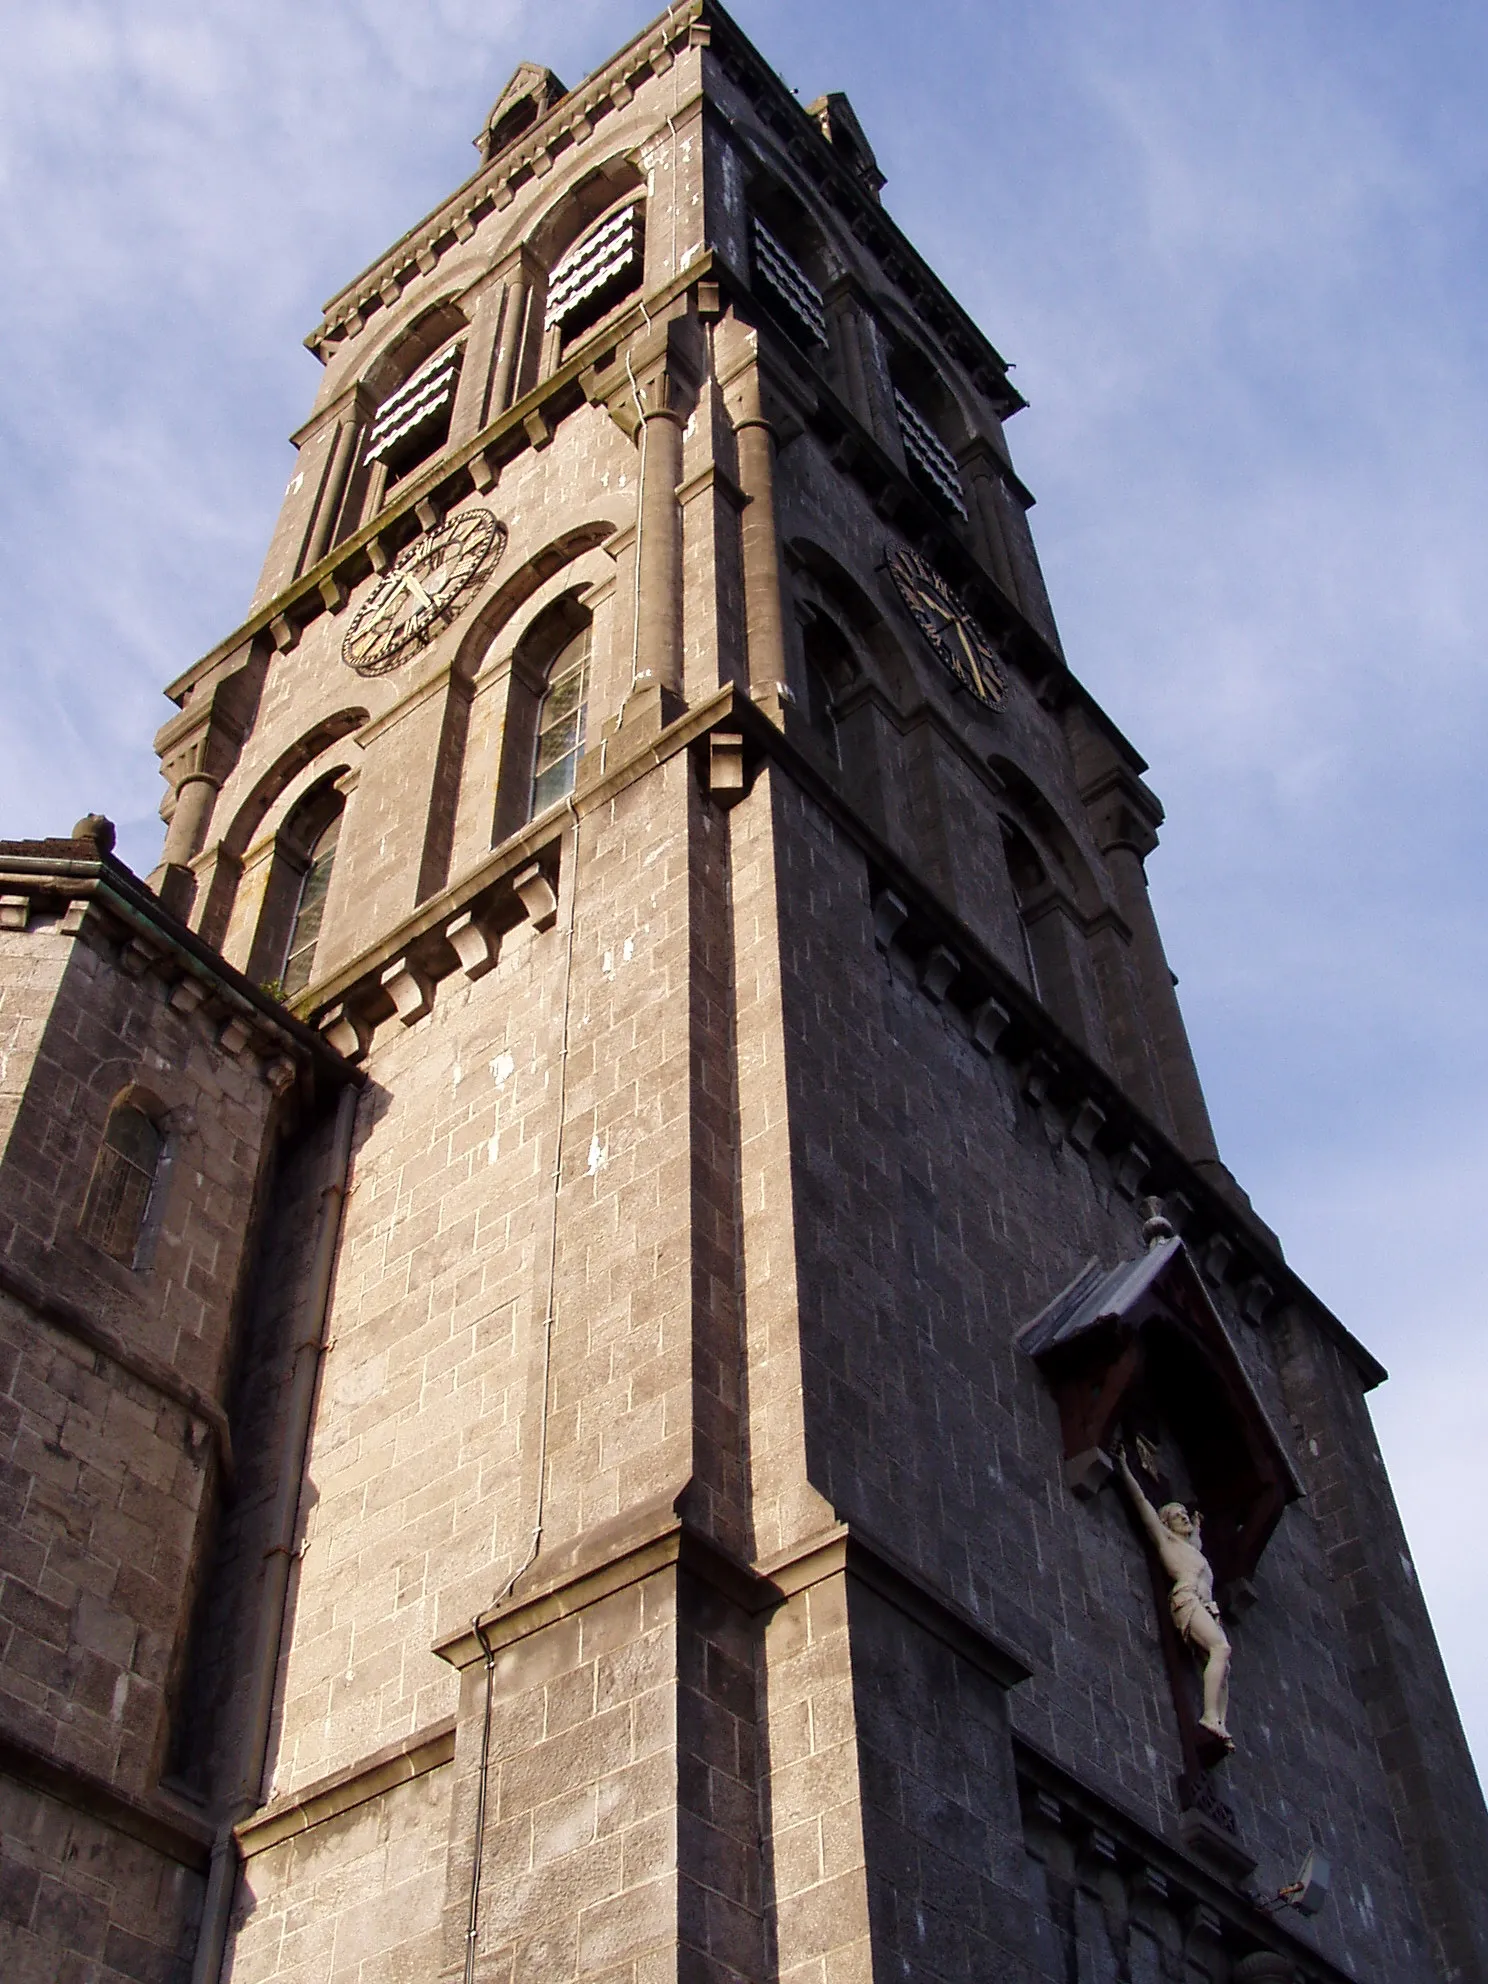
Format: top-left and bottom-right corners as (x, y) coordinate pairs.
(80, 1103), (164, 1266)
(531, 628), (592, 817)
(281, 806), (343, 998)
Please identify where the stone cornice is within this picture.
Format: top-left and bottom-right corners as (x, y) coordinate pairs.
(234, 1718), (456, 1860)
(293, 682), (738, 1026)
(1013, 1738), (1356, 1982)
(277, 678), (1383, 1394)
(0, 849), (359, 1099)
(719, 691), (1387, 1393)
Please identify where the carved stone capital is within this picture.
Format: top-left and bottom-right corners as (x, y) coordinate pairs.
(581, 312), (701, 438)
(1079, 765), (1163, 859)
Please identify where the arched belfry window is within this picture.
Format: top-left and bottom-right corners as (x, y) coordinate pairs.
(281, 806), (343, 998)
(890, 348), (968, 521)
(364, 338), (465, 488)
(80, 1101), (165, 1266)
(544, 202), (644, 349)
(531, 626), (592, 817)
(749, 188), (829, 350)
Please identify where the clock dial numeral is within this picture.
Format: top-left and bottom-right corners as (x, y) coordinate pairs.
(342, 509), (505, 677)
(886, 544), (1005, 710)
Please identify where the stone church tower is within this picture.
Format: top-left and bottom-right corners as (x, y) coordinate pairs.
(2, 6), (1485, 1981)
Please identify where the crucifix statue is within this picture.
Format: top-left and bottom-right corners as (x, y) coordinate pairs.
(1114, 1443), (1233, 1751)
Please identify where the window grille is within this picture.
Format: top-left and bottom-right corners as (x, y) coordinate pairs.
(894, 388), (968, 518)
(282, 812), (342, 998)
(81, 1105), (163, 1265)
(751, 218), (827, 345)
(544, 205), (643, 332)
(364, 343), (465, 466)
(530, 629), (591, 816)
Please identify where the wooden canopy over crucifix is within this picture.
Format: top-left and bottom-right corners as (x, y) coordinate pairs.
(1020, 1231), (1305, 1854)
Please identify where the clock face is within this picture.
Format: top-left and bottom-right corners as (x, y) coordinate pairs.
(886, 544), (1005, 710)
(341, 508), (506, 677)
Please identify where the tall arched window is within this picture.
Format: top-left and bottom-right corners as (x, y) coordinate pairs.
(281, 805), (343, 998)
(1002, 819), (1086, 1045)
(80, 1102), (164, 1266)
(530, 628), (591, 817)
(801, 614), (858, 761)
(1002, 823), (1050, 999)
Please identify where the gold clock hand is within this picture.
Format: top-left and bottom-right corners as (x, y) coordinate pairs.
(357, 577), (410, 631)
(402, 573), (437, 612)
(953, 619), (987, 698)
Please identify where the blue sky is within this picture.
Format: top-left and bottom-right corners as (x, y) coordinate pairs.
(3, 1), (1485, 1780)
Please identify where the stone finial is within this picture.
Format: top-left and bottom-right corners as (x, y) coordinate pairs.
(72, 813), (116, 853)
(1138, 1196), (1175, 1249)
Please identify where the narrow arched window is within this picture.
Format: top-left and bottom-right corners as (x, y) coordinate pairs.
(1001, 818), (1087, 1046)
(1002, 822), (1051, 998)
(80, 1104), (164, 1265)
(801, 614), (857, 762)
(530, 628), (591, 817)
(281, 809), (342, 998)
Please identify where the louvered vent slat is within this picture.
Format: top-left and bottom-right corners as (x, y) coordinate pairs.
(365, 344), (464, 464)
(545, 204), (643, 330)
(894, 388), (968, 518)
(751, 219), (827, 345)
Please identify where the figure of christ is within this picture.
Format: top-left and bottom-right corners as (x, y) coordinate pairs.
(1114, 1444), (1234, 1750)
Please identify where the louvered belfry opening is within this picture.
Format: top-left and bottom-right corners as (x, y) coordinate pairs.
(364, 341), (465, 485)
(894, 385), (968, 518)
(750, 215), (828, 346)
(545, 203), (643, 345)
